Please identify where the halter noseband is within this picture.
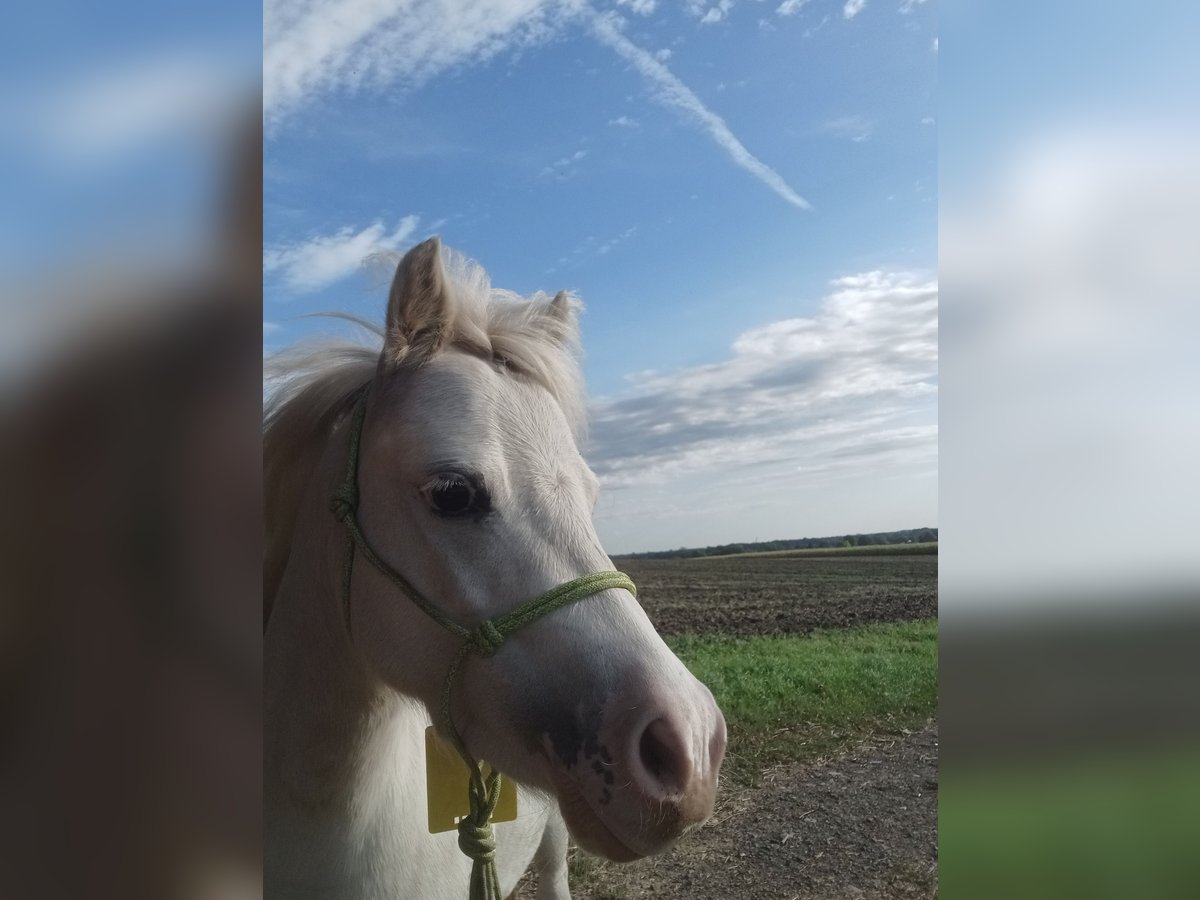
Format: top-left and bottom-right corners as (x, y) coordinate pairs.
(330, 388), (636, 900)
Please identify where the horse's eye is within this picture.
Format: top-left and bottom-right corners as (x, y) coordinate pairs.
(428, 474), (489, 517)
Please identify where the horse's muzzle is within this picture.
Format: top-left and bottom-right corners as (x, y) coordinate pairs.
(546, 676), (727, 860)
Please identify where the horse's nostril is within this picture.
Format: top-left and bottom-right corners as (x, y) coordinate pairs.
(637, 718), (689, 796)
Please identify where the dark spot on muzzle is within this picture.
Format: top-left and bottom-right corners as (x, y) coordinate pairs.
(544, 717), (582, 769)
(526, 699), (606, 769)
(512, 647), (624, 768)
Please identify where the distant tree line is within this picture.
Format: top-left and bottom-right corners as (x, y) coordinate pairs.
(619, 527), (938, 560)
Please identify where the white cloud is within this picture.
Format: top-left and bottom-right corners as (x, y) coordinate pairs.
(843, 0), (866, 19)
(552, 225), (640, 271)
(803, 13), (831, 35)
(263, 215), (420, 294)
(588, 12), (810, 209)
(931, 36), (938, 53)
(266, 3), (807, 208)
(817, 114), (873, 142)
(541, 148), (588, 178)
(655, 47), (672, 62)
(776, 0), (810, 16)
(921, 116), (935, 126)
(264, 0), (561, 126)
(596, 225), (638, 255)
(899, 0), (927, 12)
(699, 0), (734, 25)
(617, 0), (657, 14)
(608, 115), (640, 128)
(587, 271), (937, 489)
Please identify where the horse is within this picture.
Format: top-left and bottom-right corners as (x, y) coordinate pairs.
(264, 238), (727, 900)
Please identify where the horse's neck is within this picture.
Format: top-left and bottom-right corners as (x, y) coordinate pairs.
(264, 444), (432, 897)
(265, 621), (440, 899)
(264, 419), (393, 791)
(266, 505), (377, 806)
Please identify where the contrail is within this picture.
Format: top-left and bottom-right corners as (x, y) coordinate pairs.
(588, 11), (811, 210)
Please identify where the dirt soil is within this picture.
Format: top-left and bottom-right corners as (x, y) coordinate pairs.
(554, 722), (938, 900)
(620, 555), (937, 637)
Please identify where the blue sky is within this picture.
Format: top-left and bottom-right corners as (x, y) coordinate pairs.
(264, 0), (938, 553)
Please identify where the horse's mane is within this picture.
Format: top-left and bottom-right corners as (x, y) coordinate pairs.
(263, 249), (586, 619)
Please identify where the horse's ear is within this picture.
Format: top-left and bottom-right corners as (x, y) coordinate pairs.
(384, 237), (454, 365)
(542, 290), (581, 345)
(548, 290), (572, 321)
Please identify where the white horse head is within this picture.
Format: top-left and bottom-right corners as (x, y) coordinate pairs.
(265, 238), (725, 895)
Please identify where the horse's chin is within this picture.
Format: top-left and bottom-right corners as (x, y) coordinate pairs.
(468, 738), (640, 859)
(546, 765), (644, 863)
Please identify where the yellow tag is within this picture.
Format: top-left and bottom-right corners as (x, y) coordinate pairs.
(425, 726), (518, 834)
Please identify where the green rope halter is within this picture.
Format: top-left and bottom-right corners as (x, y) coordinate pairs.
(331, 389), (636, 900)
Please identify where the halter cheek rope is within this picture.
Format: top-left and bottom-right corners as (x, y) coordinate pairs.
(330, 391), (637, 900)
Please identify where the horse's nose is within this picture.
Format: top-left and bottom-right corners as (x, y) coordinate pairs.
(620, 687), (726, 827)
(632, 716), (694, 797)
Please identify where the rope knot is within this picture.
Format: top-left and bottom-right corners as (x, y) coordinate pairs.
(456, 819), (496, 863)
(329, 483), (359, 521)
(468, 620), (504, 657)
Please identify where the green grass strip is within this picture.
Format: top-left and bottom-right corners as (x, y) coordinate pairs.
(666, 619), (938, 782)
